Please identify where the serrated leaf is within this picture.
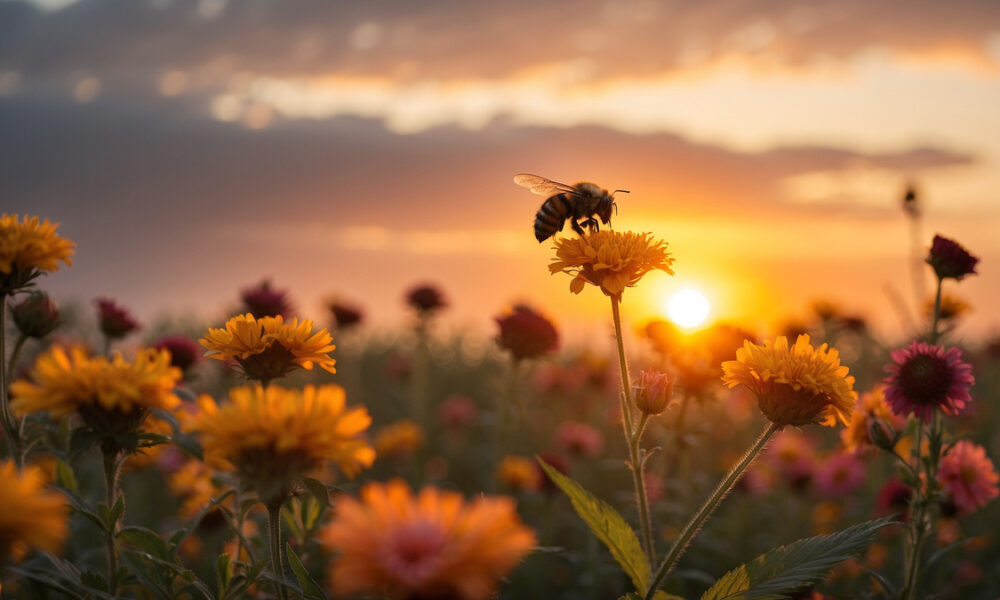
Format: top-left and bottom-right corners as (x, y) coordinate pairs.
(287, 542), (329, 600)
(54, 458), (78, 492)
(118, 526), (172, 560)
(699, 517), (896, 600)
(536, 457), (650, 592)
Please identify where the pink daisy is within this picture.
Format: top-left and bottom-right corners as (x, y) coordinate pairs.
(555, 422), (604, 458)
(936, 441), (999, 515)
(815, 452), (867, 498)
(883, 341), (974, 423)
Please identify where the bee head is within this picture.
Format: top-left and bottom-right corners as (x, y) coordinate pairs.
(605, 189), (628, 222)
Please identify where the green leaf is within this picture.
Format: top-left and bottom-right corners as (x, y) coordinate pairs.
(54, 458), (78, 493)
(217, 553), (233, 597)
(536, 456), (650, 592)
(69, 427), (102, 456)
(619, 593), (685, 600)
(286, 542), (330, 600)
(118, 526), (173, 560)
(699, 517), (897, 600)
(302, 477), (331, 506)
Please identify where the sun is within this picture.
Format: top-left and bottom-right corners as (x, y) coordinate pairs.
(665, 288), (710, 329)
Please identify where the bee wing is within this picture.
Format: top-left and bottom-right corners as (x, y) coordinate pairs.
(513, 173), (578, 196)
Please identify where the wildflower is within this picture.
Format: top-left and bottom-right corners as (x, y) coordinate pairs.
(199, 313), (336, 383)
(10, 346), (180, 439)
(498, 456), (542, 492)
(926, 234), (978, 281)
(555, 422), (604, 458)
(0, 461), (68, 565)
(169, 459), (226, 520)
(767, 430), (817, 490)
(240, 279), (292, 318)
(925, 293), (972, 322)
(11, 291), (59, 338)
(320, 479), (536, 600)
(438, 394), (478, 429)
(374, 420), (425, 458)
(876, 478), (913, 521)
(95, 298), (140, 340)
(815, 452), (867, 498)
(883, 341), (973, 423)
(189, 384), (373, 504)
(841, 385), (905, 454)
(548, 230), (673, 297)
(152, 335), (201, 373)
(495, 305), (559, 360)
(722, 334), (856, 428)
(634, 369), (675, 415)
(329, 299), (364, 329)
(406, 283), (448, 314)
(0, 214), (75, 294)
(936, 441), (999, 515)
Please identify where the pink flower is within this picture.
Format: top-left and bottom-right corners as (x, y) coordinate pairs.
(815, 452), (867, 498)
(883, 341), (974, 423)
(766, 430), (817, 490)
(876, 478), (913, 522)
(555, 422), (604, 458)
(936, 441), (999, 515)
(495, 305), (558, 360)
(438, 394), (478, 429)
(634, 369), (674, 415)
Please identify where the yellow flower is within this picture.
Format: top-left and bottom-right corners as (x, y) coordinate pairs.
(188, 384), (374, 504)
(169, 459), (228, 520)
(373, 419), (425, 458)
(199, 313), (336, 383)
(10, 346), (181, 436)
(722, 334), (856, 428)
(0, 214), (76, 293)
(841, 385), (906, 454)
(0, 460), (69, 565)
(497, 456), (542, 492)
(548, 230), (673, 297)
(320, 479), (536, 600)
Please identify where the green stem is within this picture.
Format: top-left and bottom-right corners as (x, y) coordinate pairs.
(7, 334), (27, 469)
(267, 499), (289, 600)
(610, 295), (653, 564)
(0, 299), (14, 465)
(902, 420), (926, 600)
(929, 277), (943, 344)
(102, 447), (123, 597)
(645, 422), (779, 599)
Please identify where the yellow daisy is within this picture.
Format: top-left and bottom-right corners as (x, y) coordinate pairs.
(0, 214), (76, 293)
(199, 313), (336, 383)
(188, 384), (374, 504)
(722, 334), (856, 428)
(548, 230), (673, 297)
(10, 346), (181, 435)
(0, 460), (69, 565)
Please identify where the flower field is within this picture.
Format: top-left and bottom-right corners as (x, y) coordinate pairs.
(0, 212), (998, 599)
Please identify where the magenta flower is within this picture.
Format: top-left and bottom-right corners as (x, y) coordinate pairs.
(240, 279), (292, 318)
(936, 441), (999, 515)
(495, 305), (559, 361)
(815, 452), (867, 498)
(95, 298), (139, 339)
(926, 235), (978, 281)
(152, 335), (201, 373)
(883, 341), (974, 423)
(876, 478), (913, 521)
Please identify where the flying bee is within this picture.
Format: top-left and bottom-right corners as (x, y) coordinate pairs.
(514, 173), (629, 243)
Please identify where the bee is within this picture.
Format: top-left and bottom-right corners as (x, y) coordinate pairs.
(514, 173), (629, 243)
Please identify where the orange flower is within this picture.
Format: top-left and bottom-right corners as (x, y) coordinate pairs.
(722, 335), (856, 428)
(320, 479), (536, 600)
(497, 456), (542, 492)
(374, 419), (425, 458)
(841, 385), (905, 453)
(0, 461), (68, 565)
(0, 214), (75, 293)
(548, 230), (673, 297)
(199, 313), (335, 383)
(188, 384), (373, 503)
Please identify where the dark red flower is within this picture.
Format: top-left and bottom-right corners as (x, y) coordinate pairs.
(240, 279), (292, 318)
(876, 478), (913, 521)
(495, 305), (558, 360)
(927, 235), (979, 281)
(329, 300), (363, 329)
(405, 284), (447, 314)
(883, 341), (974, 423)
(95, 298), (139, 339)
(11, 291), (59, 338)
(153, 335), (201, 372)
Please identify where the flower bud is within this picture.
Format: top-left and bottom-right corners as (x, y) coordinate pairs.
(634, 369), (675, 415)
(867, 416), (898, 451)
(11, 291), (60, 338)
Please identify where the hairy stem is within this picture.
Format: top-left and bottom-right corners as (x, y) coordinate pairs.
(102, 448), (123, 596)
(645, 422), (779, 599)
(267, 499), (289, 600)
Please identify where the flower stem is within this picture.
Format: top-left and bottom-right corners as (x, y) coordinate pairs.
(929, 277), (943, 344)
(266, 499), (289, 600)
(102, 447), (123, 596)
(645, 422), (779, 599)
(499, 357), (522, 454)
(610, 295), (653, 564)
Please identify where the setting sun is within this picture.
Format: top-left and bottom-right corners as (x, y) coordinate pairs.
(666, 288), (711, 328)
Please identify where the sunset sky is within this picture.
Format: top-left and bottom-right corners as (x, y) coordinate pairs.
(2, 0), (999, 344)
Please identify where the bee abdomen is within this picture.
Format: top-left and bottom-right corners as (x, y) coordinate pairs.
(534, 193), (571, 242)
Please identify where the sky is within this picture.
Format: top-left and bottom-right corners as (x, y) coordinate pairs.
(2, 0), (999, 345)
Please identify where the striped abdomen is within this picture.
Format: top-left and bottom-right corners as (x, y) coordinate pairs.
(534, 193), (572, 242)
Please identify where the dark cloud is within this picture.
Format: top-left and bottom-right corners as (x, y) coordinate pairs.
(2, 0), (997, 86)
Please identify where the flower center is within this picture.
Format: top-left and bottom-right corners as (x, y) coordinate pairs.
(382, 521), (448, 586)
(897, 353), (952, 406)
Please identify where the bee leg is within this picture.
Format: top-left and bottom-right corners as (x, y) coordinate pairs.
(570, 219), (586, 237)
